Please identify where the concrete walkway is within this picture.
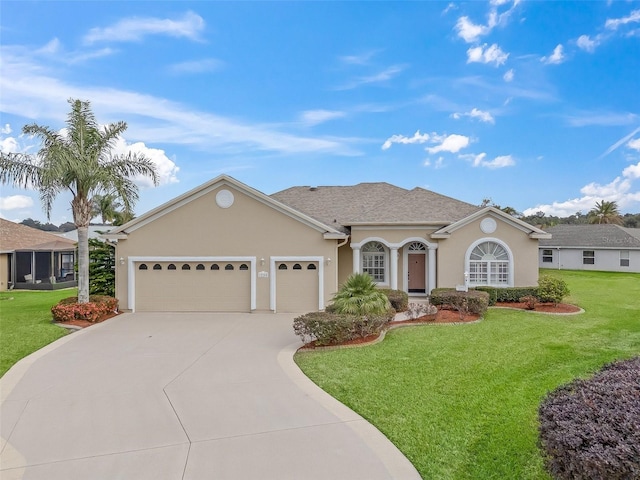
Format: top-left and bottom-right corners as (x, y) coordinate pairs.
(0, 313), (420, 479)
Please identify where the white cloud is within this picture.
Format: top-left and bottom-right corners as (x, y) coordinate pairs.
(455, 1), (520, 43)
(0, 195), (34, 210)
(503, 69), (514, 82)
(565, 111), (637, 127)
(426, 134), (470, 154)
(605, 9), (640, 30)
(542, 44), (565, 64)
(168, 58), (223, 74)
(339, 50), (378, 65)
(112, 137), (179, 187)
(459, 152), (514, 168)
(0, 136), (19, 153)
(300, 109), (346, 126)
(1, 124), (11, 135)
(456, 16), (492, 43)
(523, 155), (640, 217)
(0, 47), (358, 156)
(452, 108), (495, 124)
(336, 64), (406, 90)
(576, 34), (599, 53)
(382, 130), (430, 150)
(467, 44), (509, 66)
(84, 11), (205, 44)
(628, 138), (640, 151)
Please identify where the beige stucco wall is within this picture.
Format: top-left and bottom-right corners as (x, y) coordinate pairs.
(115, 184), (338, 311)
(437, 215), (540, 288)
(0, 254), (8, 291)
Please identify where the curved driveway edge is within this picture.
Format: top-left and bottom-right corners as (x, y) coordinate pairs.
(1, 313), (420, 480)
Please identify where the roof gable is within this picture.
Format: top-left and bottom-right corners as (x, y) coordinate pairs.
(539, 224), (640, 248)
(431, 207), (551, 239)
(106, 175), (344, 238)
(0, 218), (76, 252)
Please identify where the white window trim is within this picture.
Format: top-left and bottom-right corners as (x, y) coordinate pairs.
(127, 256), (256, 312)
(270, 256), (324, 312)
(358, 239), (390, 286)
(464, 238), (514, 287)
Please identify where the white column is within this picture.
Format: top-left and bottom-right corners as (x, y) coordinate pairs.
(352, 246), (360, 273)
(428, 247), (436, 293)
(390, 247), (398, 290)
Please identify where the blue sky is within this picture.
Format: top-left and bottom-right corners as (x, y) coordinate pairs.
(1, 1), (639, 226)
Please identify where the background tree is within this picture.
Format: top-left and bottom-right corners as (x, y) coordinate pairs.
(588, 200), (623, 225)
(0, 99), (157, 303)
(92, 193), (121, 224)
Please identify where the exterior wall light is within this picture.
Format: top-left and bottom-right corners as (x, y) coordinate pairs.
(326, 258), (331, 265)
(119, 257), (125, 265)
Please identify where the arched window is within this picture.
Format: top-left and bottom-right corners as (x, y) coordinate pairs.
(293, 263), (302, 270)
(408, 242), (426, 252)
(468, 241), (511, 286)
(211, 264), (219, 270)
(362, 241), (386, 283)
(153, 264), (162, 270)
(138, 264), (148, 270)
(239, 264), (248, 270)
(168, 264), (176, 270)
(182, 264), (191, 270)
(225, 264), (234, 270)
(307, 264), (317, 270)
(278, 263), (288, 270)
(196, 264), (205, 270)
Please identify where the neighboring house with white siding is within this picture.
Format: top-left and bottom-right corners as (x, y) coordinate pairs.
(539, 224), (640, 273)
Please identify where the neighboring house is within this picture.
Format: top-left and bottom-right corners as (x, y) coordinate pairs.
(55, 225), (114, 242)
(0, 218), (77, 291)
(103, 175), (550, 313)
(539, 224), (640, 273)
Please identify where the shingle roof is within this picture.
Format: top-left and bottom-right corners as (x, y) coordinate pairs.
(0, 218), (76, 253)
(270, 183), (480, 232)
(539, 224), (640, 249)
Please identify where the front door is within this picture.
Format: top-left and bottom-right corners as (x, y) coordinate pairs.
(408, 254), (426, 293)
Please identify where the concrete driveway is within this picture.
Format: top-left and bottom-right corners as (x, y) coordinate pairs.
(0, 313), (419, 479)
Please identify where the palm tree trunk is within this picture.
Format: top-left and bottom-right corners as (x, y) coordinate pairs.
(77, 226), (90, 303)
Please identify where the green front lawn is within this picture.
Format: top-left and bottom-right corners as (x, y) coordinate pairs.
(0, 289), (77, 377)
(295, 270), (640, 479)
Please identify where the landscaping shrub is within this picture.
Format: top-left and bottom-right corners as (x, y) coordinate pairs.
(475, 286), (539, 304)
(332, 273), (391, 315)
(52, 295), (118, 323)
(430, 289), (489, 316)
(519, 295), (537, 310)
(293, 310), (393, 346)
(380, 288), (409, 312)
(538, 356), (640, 480)
(537, 275), (570, 306)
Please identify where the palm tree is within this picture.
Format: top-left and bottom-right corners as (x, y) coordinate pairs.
(0, 99), (158, 303)
(92, 193), (121, 224)
(588, 200), (623, 225)
(332, 273), (391, 315)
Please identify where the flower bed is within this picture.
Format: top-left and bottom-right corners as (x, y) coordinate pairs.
(52, 295), (118, 323)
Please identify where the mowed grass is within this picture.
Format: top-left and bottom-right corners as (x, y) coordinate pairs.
(0, 289), (77, 377)
(295, 270), (640, 479)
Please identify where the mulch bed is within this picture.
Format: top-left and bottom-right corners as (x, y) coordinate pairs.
(54, 311), (121, 329)
(493, 302), (581, 314)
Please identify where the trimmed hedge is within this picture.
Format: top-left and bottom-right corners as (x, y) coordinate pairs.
(52, 296), (118, 323)
(380, 289), (409, 312)
(474, 286), (539, 305)
(430, 289), (489, 315)
(538, 356), (640, 480)
(537, 275), (570, 305)
(293, 310), (394, 346)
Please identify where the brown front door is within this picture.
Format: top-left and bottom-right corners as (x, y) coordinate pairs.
(408, 254), (426, 293)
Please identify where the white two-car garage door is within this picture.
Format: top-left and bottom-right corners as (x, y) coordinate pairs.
(135, 261), (251, 312)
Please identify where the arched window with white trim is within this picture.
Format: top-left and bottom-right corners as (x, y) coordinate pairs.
(361, 241), (387, 283)
(468, 240), (511, 286)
